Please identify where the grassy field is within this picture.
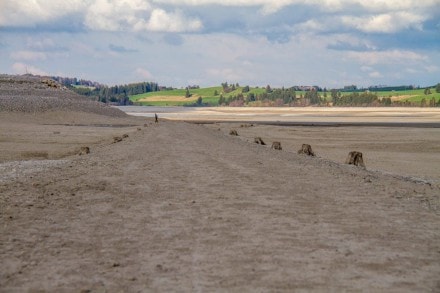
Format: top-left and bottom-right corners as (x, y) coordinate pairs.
(369, 88), (440, 102)
(129, 86), (439, 106)
(130, 86), (267, 106)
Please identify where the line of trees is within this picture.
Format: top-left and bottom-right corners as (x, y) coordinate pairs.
(218, 87), (394, 107)
(51, 76), (104, 88)
(49, 75), (440, 107)
(218, 86), (298, 106)
(95, 82), (161, 104)
(49, 75), (165, 105)
(217, 82), (440, 107)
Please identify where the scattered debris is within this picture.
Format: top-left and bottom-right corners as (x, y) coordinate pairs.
(41, 79), (61, 88)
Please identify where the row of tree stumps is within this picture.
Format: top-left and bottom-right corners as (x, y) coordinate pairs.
(230, 129), (366, 169)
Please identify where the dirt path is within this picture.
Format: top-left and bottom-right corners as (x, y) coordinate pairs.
(1, 120), (439, 292)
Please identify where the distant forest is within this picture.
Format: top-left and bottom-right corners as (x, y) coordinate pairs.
(218, 86), (389, 107)
(49, 75), (440, 107)
(51, 76), (169, 105)
(217, 83), (440, 107)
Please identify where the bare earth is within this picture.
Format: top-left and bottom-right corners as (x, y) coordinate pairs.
(1, 77), (439, 291)
(1, 111), (439, 292)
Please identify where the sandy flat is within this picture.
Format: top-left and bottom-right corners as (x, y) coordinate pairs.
(118, 106), (440, 124)
(1, 109), (439, 292)
(120, 106), (440, 182)
(2, 77), (439, 291)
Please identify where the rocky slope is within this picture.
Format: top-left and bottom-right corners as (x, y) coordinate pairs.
(0, 74), (125, 117)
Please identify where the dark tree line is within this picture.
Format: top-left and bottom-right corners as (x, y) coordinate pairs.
(76, 82), (161, 105)
(48, 75), (164, 105)
(332, 91), (381, 106)
(219, 87), (412, 107)
(219, 87), (298, 106)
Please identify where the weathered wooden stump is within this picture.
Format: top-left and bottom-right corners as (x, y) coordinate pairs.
(254, 137), (266, 145)
(297, 144), (315, 156)
(229, 129), (239, 136)
(78, 146), (90, 155)
(345, 151), (366, 168)
(271, 141), (282, 150)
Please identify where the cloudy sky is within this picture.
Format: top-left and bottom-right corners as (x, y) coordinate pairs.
(0, 0), (439, 88)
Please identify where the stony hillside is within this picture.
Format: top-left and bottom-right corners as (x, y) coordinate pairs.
(0, 74), (126, 117)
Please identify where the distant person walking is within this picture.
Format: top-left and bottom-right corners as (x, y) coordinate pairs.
(155, 113), (158, 123)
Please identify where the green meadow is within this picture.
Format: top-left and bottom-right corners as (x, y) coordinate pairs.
(129, 86), (439, 106)
(130, 86), (267, 106)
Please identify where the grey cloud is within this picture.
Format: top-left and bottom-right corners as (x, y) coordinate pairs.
(109, 44), (138, 53)
(327, 41), (374, 52)
(163, 34), (184, 46)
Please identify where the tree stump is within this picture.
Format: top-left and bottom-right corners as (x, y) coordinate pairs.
(113, 136), (123, 143)
(297, 144), (315, 156)
(345, 151), (366, 168)
(229, 129), (238, 136)
(254, 137), (266, 145)
(271, 141), (282, 150)
(78, 146), (90, 155)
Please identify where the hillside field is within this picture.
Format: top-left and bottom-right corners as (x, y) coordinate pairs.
(129, 86), (440, 106)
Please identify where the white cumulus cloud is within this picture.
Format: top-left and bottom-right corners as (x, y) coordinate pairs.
(342, 11), (427, 33)
(153, 0), (440, 14)
(84, 0), (151, 31)
(0, 0), (86, 26)
(146, 9), (203, 32)
(347, 49), (428, 65)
